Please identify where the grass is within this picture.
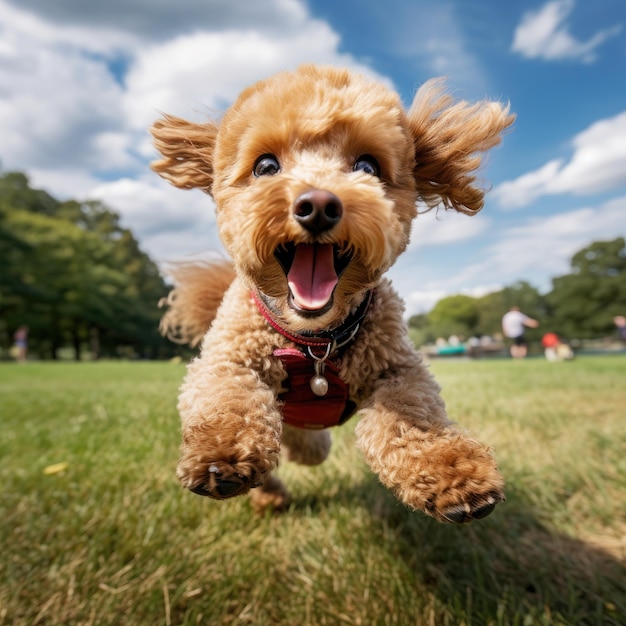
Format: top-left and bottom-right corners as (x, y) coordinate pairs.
(1, 356), (625, 626)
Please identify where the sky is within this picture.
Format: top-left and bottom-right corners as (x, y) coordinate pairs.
(1, 0), (625, 316)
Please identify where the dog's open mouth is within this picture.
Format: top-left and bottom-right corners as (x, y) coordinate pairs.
(275, 243), (351, 315)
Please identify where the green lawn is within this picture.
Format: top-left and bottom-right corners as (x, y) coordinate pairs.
(1, 357), (625, 625)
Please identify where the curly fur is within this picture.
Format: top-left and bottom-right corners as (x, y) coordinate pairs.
(151, 65), (514, 522)
(159, 259), (235, 347)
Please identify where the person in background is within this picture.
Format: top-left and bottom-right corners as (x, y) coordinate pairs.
(614, 315), (626, 342)
(13, 325), (28, 363)
(501, 307), (539, 359)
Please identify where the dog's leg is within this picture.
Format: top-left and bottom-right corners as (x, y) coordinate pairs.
(247, 429), (331, 514)
(281, 425), (332, 466)
(249, 474), (292, 514)
(354, 361), (504, 523)
(176, 357), (283, 500)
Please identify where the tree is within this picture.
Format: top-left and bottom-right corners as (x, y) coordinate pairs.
(406, 240), (625, 348)
(0, 171), (58, 215)
(547, 238), (626, 339)
(428, 294), (480, 339)
(0, 171), (174, 359)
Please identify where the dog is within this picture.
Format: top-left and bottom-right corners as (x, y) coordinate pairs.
(151, 65), (514, 523)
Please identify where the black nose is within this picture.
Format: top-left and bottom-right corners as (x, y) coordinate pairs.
(293, 189), (343, 235)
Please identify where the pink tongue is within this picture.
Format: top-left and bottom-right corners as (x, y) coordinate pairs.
(287, 244), (338, 310)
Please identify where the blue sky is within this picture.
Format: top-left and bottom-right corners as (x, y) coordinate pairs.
(1, 0), (624, 315)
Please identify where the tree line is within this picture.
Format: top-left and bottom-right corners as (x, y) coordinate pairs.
(408, 237), (626, 347)
(1, 170), (624, 359)
(0, 171), (180, 360)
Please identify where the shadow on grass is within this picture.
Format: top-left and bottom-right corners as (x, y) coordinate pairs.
(288, 475), (626, 625)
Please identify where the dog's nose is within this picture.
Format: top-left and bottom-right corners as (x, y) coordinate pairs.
(293, 189), (343, 235)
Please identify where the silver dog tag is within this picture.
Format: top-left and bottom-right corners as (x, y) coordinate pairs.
(310, 360), (329, 396)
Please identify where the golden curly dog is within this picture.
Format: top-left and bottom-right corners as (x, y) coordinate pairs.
(151, 65), (514, 522)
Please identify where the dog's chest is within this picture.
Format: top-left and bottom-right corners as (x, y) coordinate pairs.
(252, 290), (374, 430)
(274, 347), (357, 429)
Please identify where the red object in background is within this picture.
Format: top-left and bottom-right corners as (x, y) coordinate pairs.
(542, 333), (560, 348)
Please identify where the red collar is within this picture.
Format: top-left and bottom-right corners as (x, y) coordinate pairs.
(252, 289), (373, 358)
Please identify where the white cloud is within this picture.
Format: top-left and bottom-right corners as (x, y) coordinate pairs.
(405, 289), (449, 316)
(0, 0), (391, 206)
(492, 160), (563, 209)
(389, 209), (494, 317)
(512, 0), (622, 63)
(493, 111), (626, 209)
(0, 0), (393, 283)
(25, 168), (108, 200)
(4, 0), (310, 43)
(408, 208), (489, 250)
(88, 177), (222, 261)
(551, 112), (626, 194)
(124, 27), (387, 132)
(0, 1), (137, 52)
(0, 2), (137, 176)
(399, 196), (625, 316)
(454, 196), (626, 287)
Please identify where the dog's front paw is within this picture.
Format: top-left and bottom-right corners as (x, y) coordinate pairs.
(386, 432), (506, 523)
(438, 489), (504, 524)
(189, 465), (262, 499)
(177, 457), (265, 500)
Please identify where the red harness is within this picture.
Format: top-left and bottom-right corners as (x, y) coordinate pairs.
(252, 291), (373, 429)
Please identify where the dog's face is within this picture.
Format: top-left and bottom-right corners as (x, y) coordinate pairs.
(211, 66), (417, 330)
(152, 65), (514, 331)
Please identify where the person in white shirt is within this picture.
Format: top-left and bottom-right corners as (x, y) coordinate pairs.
(501, 306), (539, 358)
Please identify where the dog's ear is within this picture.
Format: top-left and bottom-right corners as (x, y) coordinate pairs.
(407, 78), (515, 214)
(150, 115), (218, 194)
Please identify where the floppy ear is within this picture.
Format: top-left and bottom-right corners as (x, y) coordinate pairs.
(150, 115), (218, 194)
(407, 78), (515, 214)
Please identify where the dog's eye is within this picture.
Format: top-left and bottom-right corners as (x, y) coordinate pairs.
(253, 155), (281, 177)
(353, 155), (380, 177)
